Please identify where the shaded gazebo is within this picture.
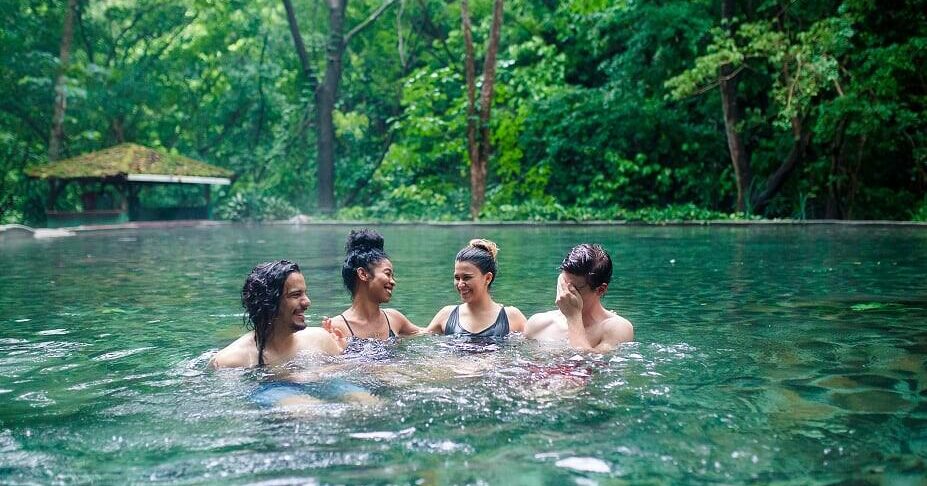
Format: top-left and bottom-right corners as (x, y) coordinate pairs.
(26, 143), (234, 228)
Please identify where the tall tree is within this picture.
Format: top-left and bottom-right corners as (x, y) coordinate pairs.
(48, 0), (77, 161)
(283, 0), (397, 212)
(462, 0), (504, 219)
(667, 1), (820, 215)
(718, 0), (750, 213)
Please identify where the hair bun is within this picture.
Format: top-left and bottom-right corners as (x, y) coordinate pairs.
(468, 238), (499, 261)
(346, 229), (384, 253)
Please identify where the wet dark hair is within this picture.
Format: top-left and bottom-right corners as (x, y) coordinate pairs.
(559, 244), (612, 289)
(241, 260), (301, 367)
(342, 229), (388, 295)
(456, 239), (498, 288)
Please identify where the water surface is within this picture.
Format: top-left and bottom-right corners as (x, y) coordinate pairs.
(1, 224), (925, 484)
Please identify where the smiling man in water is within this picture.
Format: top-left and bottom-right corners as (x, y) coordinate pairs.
(211, 260), (345, 368)
(525, 244), (634, 352)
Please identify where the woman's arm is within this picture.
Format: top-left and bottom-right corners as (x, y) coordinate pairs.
(504, 306), (528, 333)
(424, 305), (455, 335)
(384, 308), (425, 336)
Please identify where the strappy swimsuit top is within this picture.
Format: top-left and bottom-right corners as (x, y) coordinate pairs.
(444, 305), (510, 338)
(340, 311), (397, 359)
(339, 311), (396, 339)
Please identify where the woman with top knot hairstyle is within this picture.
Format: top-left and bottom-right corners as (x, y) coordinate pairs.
(323, 229), (421, 346)
(425, 239), (527, 338)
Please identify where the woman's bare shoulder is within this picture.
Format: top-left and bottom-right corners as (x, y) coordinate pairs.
(383, 307), (410, 320)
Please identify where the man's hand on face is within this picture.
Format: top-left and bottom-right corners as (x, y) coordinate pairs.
(555, 273), (583, 320)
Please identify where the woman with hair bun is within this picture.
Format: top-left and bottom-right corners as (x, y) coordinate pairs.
(425, 239), (527, 338)
(323, 229), (421, 346)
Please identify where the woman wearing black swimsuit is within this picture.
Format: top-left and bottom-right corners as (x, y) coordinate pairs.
(323, 229), (421, 348)
(425, 239), (527, 338)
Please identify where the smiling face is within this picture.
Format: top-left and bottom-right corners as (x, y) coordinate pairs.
(360, 259), (395, 304)
(273, 272), (311, 332)
(454, 261), (493, 303)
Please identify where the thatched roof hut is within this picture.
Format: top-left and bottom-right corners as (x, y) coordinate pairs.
(26, 143), (234, 227)
(27, 143), (233, 182)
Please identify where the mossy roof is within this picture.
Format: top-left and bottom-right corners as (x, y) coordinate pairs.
(26, 143), (234, 180)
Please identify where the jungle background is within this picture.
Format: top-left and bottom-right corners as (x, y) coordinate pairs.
(2, 0), (925, 223)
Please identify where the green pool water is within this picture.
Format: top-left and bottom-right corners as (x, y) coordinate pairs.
(1, 224), (925, 484)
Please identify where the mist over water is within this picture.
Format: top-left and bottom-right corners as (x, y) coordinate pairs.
(1, 225), (925, 483)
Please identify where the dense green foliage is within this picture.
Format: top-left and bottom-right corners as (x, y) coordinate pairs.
(1, 0), (924, 224)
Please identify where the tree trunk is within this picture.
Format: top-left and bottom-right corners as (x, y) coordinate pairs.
(825, 118), (848, 219)
(474, 0), (503, 219)
(316, 0), (347, 213)
(751, 115), (812, 214)
(49, 0), (77, 161)
(845, 134), (866, 219)
(284, 0), (396, 213)
(111, 116), (126, 143)
(464, 0), (504, 220)
(719, 0), (751, 213)
(282, 0), (319, 92)
(461, 0), (480, 219)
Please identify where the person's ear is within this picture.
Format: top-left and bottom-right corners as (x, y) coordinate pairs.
(485, 272), (494, 287)
(595, 283), (608, 296)
(356, 267), (369, 282)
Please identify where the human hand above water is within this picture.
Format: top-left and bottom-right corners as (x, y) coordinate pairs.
(556, 273), (583, 320)
(322, 316), (349, 352)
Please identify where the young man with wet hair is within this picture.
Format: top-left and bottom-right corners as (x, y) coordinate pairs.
(211, 260), (345, 368)
(525, 244), (634, 352)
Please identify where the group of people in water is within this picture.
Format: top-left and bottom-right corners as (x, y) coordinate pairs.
(211, 229), (634, 370)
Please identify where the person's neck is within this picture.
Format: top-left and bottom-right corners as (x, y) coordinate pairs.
(264, 323), (296, 354)
(465, 293), (496, 312)
(581, 301), (607, 328)
(349, 297), (382, 323)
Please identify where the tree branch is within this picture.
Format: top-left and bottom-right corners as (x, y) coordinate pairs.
(396, 0), (406, 69)
(76, 0), (95, 65)
(1, 102), (47, 140)
(282, 0), (319, 92)
(106, 7), (149, 66)
(345, 0), (398, 44)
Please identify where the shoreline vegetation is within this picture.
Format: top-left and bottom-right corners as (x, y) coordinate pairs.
(2, 1), (925, 226)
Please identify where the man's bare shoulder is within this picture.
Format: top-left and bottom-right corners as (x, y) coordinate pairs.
(294, 327), (339, 352)
(528, 310), (564, 323)
(601, 313), (634, 344)
(211, 332), (257, 369)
